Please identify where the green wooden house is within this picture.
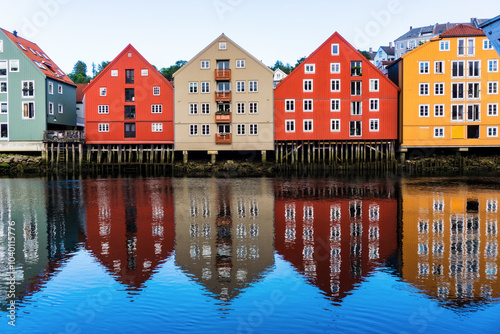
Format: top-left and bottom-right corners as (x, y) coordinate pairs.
(0, 28), (76, 151)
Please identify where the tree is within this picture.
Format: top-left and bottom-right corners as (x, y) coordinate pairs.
(269, 60), (293, 74)
(294, 56), (306, 69)
(358, 50), (371, 60)
(68, 60), (90, 84)
(95, 61), (111, 77)
(160, 60), (187, 81)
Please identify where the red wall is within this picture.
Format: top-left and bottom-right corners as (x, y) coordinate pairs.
(275, 32), (399, 141)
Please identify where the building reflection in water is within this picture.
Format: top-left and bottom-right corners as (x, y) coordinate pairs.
(85, 178), (175, 290)
(0, 179), (83, 311)
(400, 179), (500, 308)
(274, 178), (398, 303)
(174, 178), (274, 301)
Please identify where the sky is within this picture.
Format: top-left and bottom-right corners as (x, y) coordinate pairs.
(0, 0), (498, 75)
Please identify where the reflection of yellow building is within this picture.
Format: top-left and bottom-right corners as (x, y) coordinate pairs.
(401, 179), (500, 307)
(174, 178), (274, 301)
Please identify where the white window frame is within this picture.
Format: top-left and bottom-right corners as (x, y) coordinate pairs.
(419, 83), (429, 96)
(487, 103), (498, 116)
(285, 120), (295, 133)
(58, 84), (63, 94)
(303, 99), (313, 112)
(434, 127), (445, 138)
(419, 104), (429, 117)
(483, 39), (494, 50)
(434, 61), (445, 74)
(98, 123), (109, 132)
(249, 81), (258, 92)
(369, 79), (379, 92)
(457, 38), (466, 56)
(303, 119), (313, 132)
(98, 105), (109, 114)
(304, 64), (315, 74)
(151, 104), (163, 113)
(451, 104), (465, 121)
(369, 99), (379, 111)
(439, 41), (450, 51)
(331, 99), (340, 112)
(419, 61), (430, 74)
(488, 81), (498, 95)
(249, 124), (258, 135)
(303, 79), (313, 92)
(153, 86), (160, 96)
(467, 60), (481, 78)
(48, 82), (54, 95)
(249, 102), (258, 114)
(201, 124), (210, 136)
(9, 60), (19, 72)
(201, 60), (210, 69)
(236, 81), (245, 93)
(219, 42), (227, 50)
(331, 44), (339, 55)
(0, 81), (6, 93)
(58, 104), (63, 114)
(330, 63), (340, 73)
(100, 87), (107, 96)
(467, 82), (481, 99)
(285, 99), (295, 112)
(22, 80), (35, 98)
(152, 123), (163, 132)
(111, 70), (118, 77)
(48, 102), (54, 115)
(201, 81), (210, 93)
(434, 104), (444, 117)
(236, 102), (245, 114)
(434, 82), (445, 96)
(189, 103), (198, 115)
(0, 40), (3, 53)
(0, 102), (7, 114)
(330, 119), (340, 132)
(351, 101), (362, 115)
(236, 59), (245, 68)
(451, 61), (465, 78)
(22, 101), (35, 119)
(201, 103), (210, 115)
(189, 82), (198, 93)
(467, 38), (475, 56)
(369, 119), (379, 132)
(487, 126), (498, 137)
(488, 60), (498, 73)
(237, 124), (246, 135)
(189, 124), (198, 136)
(451, 82), (465, 100)
(141, 69), (148, 76)
(331, 79), (340, 92)
(0, 123), (7, 139)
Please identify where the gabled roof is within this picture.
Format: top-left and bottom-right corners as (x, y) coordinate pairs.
(1, 28), (75, 86)
(75, 83), (87, 103)
(395, 25), (436, 42)
(380, 46), (395, 56)
(478, 16), (498, 27)
(440, 24), (485, 37)
(173, 33), (274, 78)
(83, 44), (173, 94)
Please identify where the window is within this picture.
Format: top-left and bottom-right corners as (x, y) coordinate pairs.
(467, 104), (480, 121)
(152, 123), (163, 132)
(488, 82), (498, 94)
(249, 102), (258, 114)
(201, 124), (210, 136)
(249, 81), (258, 92)
(236, 102), (245, 114)
(236, 124), (246, 135)
(351, 81), (361, 95)
(331, 79), (340, 92)
(189, 124), (198, 135)
(201, 82), (210, 93)
(201, 60), (210, 69)
(219, 42), (227, 50)
(439, 41), (449, 51)
(189, 82), (198, 93)
(98, 105), (109, 114)
(468, 61), (480, 78)
(331, 44), (339, 55)
(22, 81), (34, 97)
(369, 119), (379, 132)
(303, 99), (313, 112)
(369, 79), (379, 92)
(369, 99), (379, 111)
(435, 61), (444, 74)
(0, 82), (6, 93)
(285, 99), (295, 112)
(153, 86), (160, 96)
(488, 103), (498, 116)
(488, 60), (498, 72)
(467, 38), (475, 56)
(125, 106), (136, 119)
(58, 104), (63, 114)
(98, 123), (109, 132)
(236, 59), (245, 68)
(458, 39), (465, 56)
(0, 40), (2, 52)
(141, 69), (148, 76)
(434, 83), (444, 95)
(22, 102), (35, 119)
(236, 81), (245, 92)
(285, 120), (295, 133)
(419, 83), (429, 96)
(303, 79), (313, 92)
(100, 87), (107, 96)
(0, 124), (7, 139)
(419, 105), (429, 117)
(434, 127), (444, 138)
(331, 99), (340, 112)
(487, 127), (498, 137)
(201, 103), (210, 114)
(451, 104), (465, 121)
(467, 82), (480, 99)
(331, 63), (340, 73)
(452, 61), (465, 77)
(303, 120), (313, 132)
(189, 103), (198, 115)
(249, 124), (258, 135)
(111, 70), (118, 77)
(0, 61), (6, 76)
(304, 64), (315, 73)
(331, 119), (340, 132)
(151, 104), (162, 113)
(125, 88), (135, 102)
(10, 60), (19, 72)
(351, 101), (362, 115)
(48, 82), (53, 95)
(0, 102), (7, 114)
(351, 61), (362, 76)
(124, 123), (136, 138)
(349, 121), (361, 137)
(48, 102), (54, 115)
(483, 39), (494, 50)
(452, 83), (465, 99)
(434, 104), (444, 117)
(419, 61), (429, 74)
(58, 84), (63, 94)
(125, 69), (134, 84)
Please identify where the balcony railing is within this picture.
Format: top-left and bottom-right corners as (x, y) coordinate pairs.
(215, 133), (232, 144)
(215, 112), (231, 123)
(215, 69), (231, 80)
(215, 91), (231, 102)
(43, 130), (84, 142)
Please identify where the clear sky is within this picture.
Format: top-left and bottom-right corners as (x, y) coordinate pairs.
(0, 0), (497, 75)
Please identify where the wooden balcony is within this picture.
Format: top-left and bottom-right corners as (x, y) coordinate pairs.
(215, 113), (231, 123)
(215, 69), (231, 80)
(215, 91), (231, 102)
(215, 133), (232, 145)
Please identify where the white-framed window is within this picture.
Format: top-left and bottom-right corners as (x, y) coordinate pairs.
(236, 81), (245, 92)
(98, 105), (109, 114)
(468, 60), (481, 78)
(201, 124), (210, 136)
(303, 119), (313, 132)
(22, 102), (35, 119)
(236, 59), (245, 68)
(189, 82), (198, 93)
(152, 123), (163, 132)
(419, 83), (429, 96)
(201, 60), (210, 69)
(434, 127), (444, 138)
(249, 102), (258, 114)
(237, 124), (246, 135)
(488, 103), (498, 116)
(201, 82), (210, 93)
(434, 104), (444, 117)
(468, 82), (480, 99)
(189, 103), (198, 115)
(458, 38), (465, 56)
(351, 101), (362, 115)
(189, 124), (198, 135)
(0, 102), (7, 114)
(111, 70), (118, 77)
(201, 103), (210, 115)
(434, 83), (444, 95)
(0, 40), (3, 53)
(98, 123), (109, 132)
(304, 64), (315, 73)
(0, 123), (7, 139)
(331, 119), (340, 132)
(10, 60), (19, 72)
(303, 79), (313, 92)
(351, 81), (361, 95)
(349, 121), (362, 137)
(488, 81), (498, 94)
(303, 99), (313, 112)
(369, 119), (379, 132)
(467, 38), (475, 56)
(0, 61), (6, 76)
(153, 86), (160, 96)
(369, 79), (379, 92)
(249, 124), (258, 135)
(285, 99), (295, 112)
(249, 81), (258, 92)
(483, 39), (494, 50)
(285, 120), (295, 133)
(451, 104), (465, 121)
(236, 102), (245, 114)
(331, 63), (340, 73)
(0, 81), (6, 93)
(100, 87), (107, 96)
(452, 83), (465, 99)
(434, 61), (445, 74)
(487, 126), (498, 137)
(331, 44), (339, 55)
(419, 61), (429, 74)
(331, 79), (340, 92)
(452, 61), (465, 78)
(488, 60), (499, 73)
(466, 104), (480, 121)
(141, 69), (148, 76)
(58, 104), (63, 113)
(48, 82), (53, 95)
(219, 42), (227, 50)
(48, 102), (54, 115)
(331, 99), (340, 112)
(419, 104), (429, 117)
(439, 40), (449, 51)
(22, 81), (35, 97)
(151, 104), (162, 113)
(369, 99), (379, 111)
(58, 84), (63, 94)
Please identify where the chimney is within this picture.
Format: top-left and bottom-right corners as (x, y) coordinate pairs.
(389, 42), (393, 48)
(13, 30), (18, 37)
(410, 26), (412, 30)
(369, 47), (373, 52)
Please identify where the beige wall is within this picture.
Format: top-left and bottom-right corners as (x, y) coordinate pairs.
(174, 35), (274, 152)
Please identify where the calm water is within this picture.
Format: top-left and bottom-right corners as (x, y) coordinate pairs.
(0, 176), (499, 333)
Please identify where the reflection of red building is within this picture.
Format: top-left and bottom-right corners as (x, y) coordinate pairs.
(85, 179), (175, 289)
(274, 179), (398, 302)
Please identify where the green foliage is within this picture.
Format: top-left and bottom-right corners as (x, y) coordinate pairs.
(358, 50), (371, 60)
(160, 60), (187, 81)
(0, 163), (9, 168)
(294, 57), (306, 69)
(269, 60), (293, 74)
(68, 60), (91, 83)
(96, 61), (111, 76)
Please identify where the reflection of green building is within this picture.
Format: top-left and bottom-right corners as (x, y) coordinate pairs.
(0, 179), (84, 312)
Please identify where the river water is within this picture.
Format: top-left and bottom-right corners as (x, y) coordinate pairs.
(0, 176), (499, 333)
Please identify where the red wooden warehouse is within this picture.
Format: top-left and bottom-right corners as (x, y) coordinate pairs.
(274, 32), (399, 164)
(83, 44), (174, 163)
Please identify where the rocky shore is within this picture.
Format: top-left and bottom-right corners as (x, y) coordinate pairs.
(0, 155), (47, 176)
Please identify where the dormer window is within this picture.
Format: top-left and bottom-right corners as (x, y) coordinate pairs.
(17, 42), (26, 51)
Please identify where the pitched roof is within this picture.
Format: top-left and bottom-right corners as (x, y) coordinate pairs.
(380, 46), (395, 56)
(439, 24), (485, 37)
(1, 28), (75, 86)
(75, 83), (87, 103)
(395, 25), (435, 42)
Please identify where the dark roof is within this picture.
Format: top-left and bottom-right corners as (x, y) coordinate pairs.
(75, 84), (87, 103)
(440, 24), (485, 37)
(479, 15), (500, 28)
(380, 46), (395, 56)
(395, 25), (435, 42)
(395, 22), (473, 42)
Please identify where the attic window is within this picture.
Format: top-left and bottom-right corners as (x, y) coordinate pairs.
(219, 42), (227, 50)
(33, 60), (47, 70)
(42, 53), (49, 60)
(17, 42), (26, 51)
(57, 69), (65, 77)
(111, 70), (118, 77)
(128, 53), (132, 57)
(141, 69), (148, 76)
(28, 47), (37, 56)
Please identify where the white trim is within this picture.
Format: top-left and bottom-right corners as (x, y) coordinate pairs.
(487, 126), (498, 137)
(369, 98), (379, 111)
(98, 105), (109, 114)
(303, 119), (313, 132)
(303, 99), (313, 112)
(331, 79), (340, 92)
(330, 63), (340, 74)
(434, 104), (445, 117)
(285, 119), (295, 133)
(419, 104), (430, 117)
(369, 119), (379, 132)
(285, 99), (295, 112)
(9, 60), (19, 72)
(153, 86), (160, 96)
(22, 101), (35, 120)
(330, 99), (340, 112)
(58, 84), (63, 94)
(152, 123), (163, 132)
(433, 127), (445, 138)
(330, 119), (340, 132)
(331, 44), (339, 55)
(48, 102), (54, 115)
(58, 104), (63, 114)
(304, 64), (315, 74)
(48, 82), (54, 95)
(98, 123), (109, 132)
(141, 69), (148, 76)
(369, 79), (379, 92)
(303, 79), (313, 92)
